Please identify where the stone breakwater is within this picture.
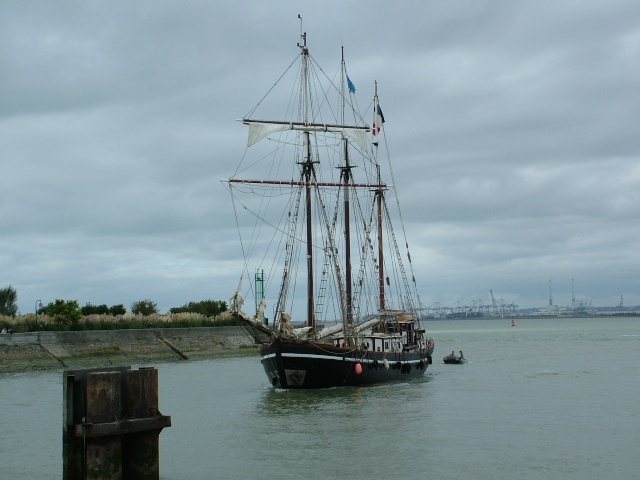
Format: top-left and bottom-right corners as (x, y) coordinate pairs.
(0, 327), (256, 373)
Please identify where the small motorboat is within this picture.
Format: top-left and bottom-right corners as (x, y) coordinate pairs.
(443, 351), (466, 364)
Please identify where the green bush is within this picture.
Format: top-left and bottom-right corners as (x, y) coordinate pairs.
(0, 285), (18, 317)
(169, 299), (227, 317)
(0, 311), (241, 332)
(43, 299), (82, 325)
(131, 299), (159, 316)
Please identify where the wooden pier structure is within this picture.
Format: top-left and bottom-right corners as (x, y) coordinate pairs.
(63, 366), (171, 480)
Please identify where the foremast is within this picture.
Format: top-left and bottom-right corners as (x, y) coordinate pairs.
(299, 32), (316, 332)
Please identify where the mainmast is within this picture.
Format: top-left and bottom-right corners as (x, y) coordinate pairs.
(340, 47), (355, 345)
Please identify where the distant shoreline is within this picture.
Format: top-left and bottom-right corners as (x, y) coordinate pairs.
(422, 313), (640, 320)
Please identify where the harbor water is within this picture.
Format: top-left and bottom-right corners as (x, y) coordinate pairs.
(1, 316), (639, 479)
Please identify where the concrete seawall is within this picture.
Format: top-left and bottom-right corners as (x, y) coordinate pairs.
(0, 327), (255, 373)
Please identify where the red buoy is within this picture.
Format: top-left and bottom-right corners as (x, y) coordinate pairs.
(354, 363), (362, 375)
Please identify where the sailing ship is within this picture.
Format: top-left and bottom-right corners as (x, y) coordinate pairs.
(226, 25), (434, 389)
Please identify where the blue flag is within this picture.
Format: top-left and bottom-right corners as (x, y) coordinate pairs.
(347, 75), (356, 94)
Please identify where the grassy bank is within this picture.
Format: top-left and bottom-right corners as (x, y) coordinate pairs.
(0, 311), (240, 333)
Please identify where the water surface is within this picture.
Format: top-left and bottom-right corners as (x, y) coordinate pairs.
(1, 317), (638, 479)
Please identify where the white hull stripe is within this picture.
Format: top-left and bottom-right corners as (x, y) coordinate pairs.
(261, 352), (425, 365)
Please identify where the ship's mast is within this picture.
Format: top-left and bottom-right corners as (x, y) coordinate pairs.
(373, 83), (386, 312)
(340, 47), (355, 345)
(298, 29), (315, 330)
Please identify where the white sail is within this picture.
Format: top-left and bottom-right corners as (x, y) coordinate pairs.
(246, 122), (289, 147)
(354, 317), (384, 333)
(246, 120), (370, 151)
(316, 323), (344, 340)
(229, 278), (244, 312)
(315, 317), (384, 341)
(342, 128), (369, 151)
(255, 296), (266, 323)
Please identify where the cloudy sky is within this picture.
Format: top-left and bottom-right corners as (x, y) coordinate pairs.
(2, 0), (639, 315)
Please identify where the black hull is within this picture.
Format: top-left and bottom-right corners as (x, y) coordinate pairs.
(259, 338), (434, 389)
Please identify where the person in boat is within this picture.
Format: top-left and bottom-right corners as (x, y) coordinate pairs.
(449, 350), (456, 359)
(459, 350), (464, 360)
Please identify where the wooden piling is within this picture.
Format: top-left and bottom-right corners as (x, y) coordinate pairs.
(63, 366), (171, 480)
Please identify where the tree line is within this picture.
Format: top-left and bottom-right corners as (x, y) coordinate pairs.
(1, 285), (228, 323)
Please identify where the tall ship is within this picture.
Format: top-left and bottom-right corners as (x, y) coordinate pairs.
(226, 23), (434, 389)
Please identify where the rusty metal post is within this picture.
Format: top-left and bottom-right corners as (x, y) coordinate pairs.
(63, 366), (171, 480)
